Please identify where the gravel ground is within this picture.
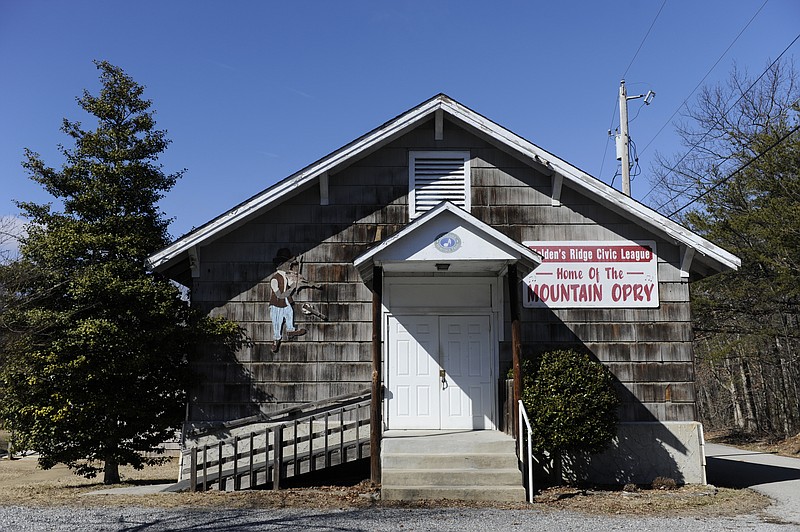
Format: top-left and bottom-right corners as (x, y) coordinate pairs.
(0, 506), (792, 532)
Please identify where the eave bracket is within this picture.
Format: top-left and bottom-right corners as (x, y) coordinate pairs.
(551, 173), (563, 207)
(680, 245), (695, 279)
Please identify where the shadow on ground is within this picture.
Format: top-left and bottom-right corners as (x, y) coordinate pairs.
(707, 455), (800, 488)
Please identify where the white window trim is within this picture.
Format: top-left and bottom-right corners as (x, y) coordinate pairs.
(408, 150), (471, 219)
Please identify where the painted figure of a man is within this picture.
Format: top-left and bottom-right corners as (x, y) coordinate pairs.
(270, 248), (307, 353)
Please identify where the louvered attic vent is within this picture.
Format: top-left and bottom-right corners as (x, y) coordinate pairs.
(409, 151), (471, 219)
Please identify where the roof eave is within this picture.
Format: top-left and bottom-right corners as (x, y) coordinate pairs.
(438, 100), (741, 273)
(147, 95), (452, 272)
(147, 94), (740, 276)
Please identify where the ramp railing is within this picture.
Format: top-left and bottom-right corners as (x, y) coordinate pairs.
(180, 390), (371, 492)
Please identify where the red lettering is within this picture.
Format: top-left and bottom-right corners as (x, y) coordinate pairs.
(643, 284), (654, 301)
(592, 284), (602, 301)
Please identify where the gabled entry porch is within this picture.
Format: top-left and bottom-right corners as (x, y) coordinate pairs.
(354, 202), (541, 498)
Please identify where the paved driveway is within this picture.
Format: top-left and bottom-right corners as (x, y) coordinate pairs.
(705, 442), (800, 525)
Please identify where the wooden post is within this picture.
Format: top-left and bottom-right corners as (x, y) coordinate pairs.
(309, 416), (315, 472)
(507, 263), (522, 438)
(355, 403), (362, 459)
(249, 432), (255, 489)
(273, 425), (283, 490)
(293, 419), (299, 476)
(370, 266), (383, 484)
(339, 407), (345, 463)
(217, 441), (223, 490)
(324, 413), (330, 468)
(233, 437), (239, 491)
(202, 445), (208, 491)
(189, 448), (198, 492)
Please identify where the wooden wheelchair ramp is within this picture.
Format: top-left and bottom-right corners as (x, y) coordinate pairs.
(170, 390), (371, 492)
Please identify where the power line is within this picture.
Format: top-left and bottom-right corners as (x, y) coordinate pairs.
(629, 137), (641, 181)
(642, 32), (800, 204)
(599, 0), (666, 180)
(600, 86), (624, 181)
(666, 123), (800, 218)
(622, 0), (667, 80)
(598, 101), (618, 181)
(639, 0), (770, 158)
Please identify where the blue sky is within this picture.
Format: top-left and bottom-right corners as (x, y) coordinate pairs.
(1, 1), (798, 251)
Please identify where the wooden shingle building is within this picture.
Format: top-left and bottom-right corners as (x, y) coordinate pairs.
(147, 94), (739, 491)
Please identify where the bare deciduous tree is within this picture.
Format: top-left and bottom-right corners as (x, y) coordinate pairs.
(650, 60), (800, 438)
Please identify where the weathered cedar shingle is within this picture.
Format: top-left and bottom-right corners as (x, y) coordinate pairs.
(189, 120), (697, 423)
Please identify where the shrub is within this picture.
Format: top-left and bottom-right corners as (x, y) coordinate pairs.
(651, 476), (678, 490)
(521, 348), (619, 482)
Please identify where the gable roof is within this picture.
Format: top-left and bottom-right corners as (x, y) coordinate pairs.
(146, 94), (740, 276)
(354, 201), (542, 281)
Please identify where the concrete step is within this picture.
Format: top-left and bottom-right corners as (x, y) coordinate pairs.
(382, 452), (519, 470)
(380, 430), (526, 502)
(381, 485), (526, 502)
(382, 468), (522, 486)
(382, 433), (516, 455)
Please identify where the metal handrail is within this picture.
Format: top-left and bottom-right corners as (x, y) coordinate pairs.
(517, 399), (534, 503)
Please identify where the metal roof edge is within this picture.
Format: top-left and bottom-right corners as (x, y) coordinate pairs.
(148, 94), (739, 273)
(147, 95), (449, 270)
(439, 100), (741, 271)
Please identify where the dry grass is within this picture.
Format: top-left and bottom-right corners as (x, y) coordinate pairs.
(533, 485), (770, 517)
(0, 456), (177, 508)
(0, 455), (772, 516)
(0, 456), (383, 509)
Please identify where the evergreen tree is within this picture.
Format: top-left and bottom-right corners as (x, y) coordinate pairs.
(0, 61), (242, 483)
(651, 61), (800, 436)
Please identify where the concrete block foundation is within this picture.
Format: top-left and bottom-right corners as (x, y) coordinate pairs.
(565, 421), (706, 485)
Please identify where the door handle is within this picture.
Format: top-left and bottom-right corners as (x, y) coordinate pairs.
(439, 369), (448, 390)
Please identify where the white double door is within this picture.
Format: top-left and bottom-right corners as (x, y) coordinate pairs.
(387, 314), (494, 430)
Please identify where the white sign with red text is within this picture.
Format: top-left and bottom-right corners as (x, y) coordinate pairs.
(522, 241), (659, 308)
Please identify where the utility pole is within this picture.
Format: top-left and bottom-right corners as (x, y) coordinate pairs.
(618, 80), (631, 196)
(616, 79), (655, 197)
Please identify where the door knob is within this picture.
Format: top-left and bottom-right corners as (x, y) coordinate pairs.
(439, 369), (447, 389)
